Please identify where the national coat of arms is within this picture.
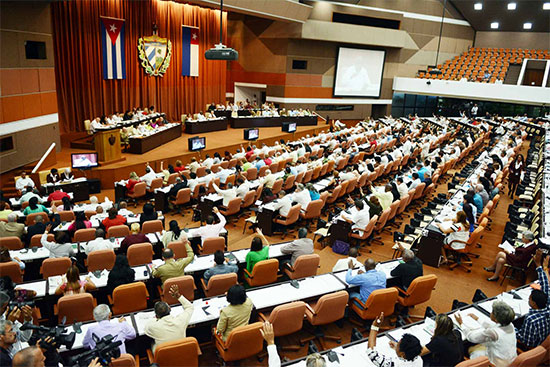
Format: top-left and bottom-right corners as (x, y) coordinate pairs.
(138, 34), (172, 76)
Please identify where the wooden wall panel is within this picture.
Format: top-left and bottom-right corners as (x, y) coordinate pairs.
(38, 68), (56, 92)
(22, 94), (42, 119)
(20, 69), (40, 94)
(0, 69), (21, 96)
(1, 95), (24, 122)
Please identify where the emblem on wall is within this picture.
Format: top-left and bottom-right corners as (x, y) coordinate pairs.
(138, 27), (172, 77)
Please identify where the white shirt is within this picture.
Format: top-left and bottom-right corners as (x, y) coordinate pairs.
(332, 257), (362, 272)
(16, 177), (35, 191)
(271, 195), (293, 217)
(192, 212), (226, 243)
(292, 189), (311, 210)
(41, 232), (74, 258)
(141, 169), (157, 188)
(213, 184), (237, 207)
(397, 182), (409, 199)
(343, 205), (370, 231)
(118, 208), (134, 217)
(202, 158), (214, 169)
(85, 237), (114, 255)
(236, 181), (251, 199)
(409, 179), (421, 189)
(463, 322), (517, 367)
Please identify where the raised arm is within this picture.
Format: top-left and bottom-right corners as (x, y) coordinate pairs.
(256, 228), (269, 246)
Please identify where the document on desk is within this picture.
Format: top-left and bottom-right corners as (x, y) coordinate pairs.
(375, 261), (399, 279)
(185, 255), (215, 273)
(450, 307), (492, 332)
(48, 275), (63, 294)
(83, 270), (108, 288)
(15, 281), (47, 298)
(146, 233), (159, 243)
(135, 310), (156, 334)
(11, 247), (49, 261)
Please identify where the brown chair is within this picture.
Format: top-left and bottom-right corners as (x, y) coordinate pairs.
(0, 262), (23, 283)
(107, 225), (130, 239)
(396, 274), (438, 322)
(455, 356), (491, 367)
(191, 183), (207, 200)
(167, 173), (179, 185)
(214, 322), (264, 363)
(147, 337), (201, 367)
(282, 175), (296, 191)
(240, 190), (256, 212)
(56, 293), (96, 324)
(0, 237), (23, 250)
(147, 178), (163, 194)
(87, 250), (116, 272)
(273, 204), (301, 239)
(167, 241), (189, 259)
(445, 225), (485, 272)
(128, 182), (147, 207)
(74, 228), (96, 243)
(109, 282), (149, 315)
(300, 291), (349, 349)
(371, 208), (391, 245)
(160, 275), (195, 304)
(259, 165), (269, 177)
(142, 220), (163, 234)
(510, 346), (547, 367)
(200, 272), (238, 298)
(40, 257), (72, 279)
(110, 354), (138, 367)
(219, 197), (242, 219)
(349, 215), (378, 252)
(244, 259), (279, 287)
(199, 237), (225, 255)
(271, 179), (284, 195)
(325, 186), (342, 207)
(284, 254), (320, 280)
(350, 288), (399, 328)
(299, 199), (323, 229)
(84, 210), (96, 220)
(127, 243), (154, 266)
(170, 188), (191, 212)
(30, 233), (54, 248)
(58, 211), (75, 222)
(259, 301), (306, 351)
(245, 167), (258, 180)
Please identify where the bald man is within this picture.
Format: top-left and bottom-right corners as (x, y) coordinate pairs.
(12, 346), (45, 367)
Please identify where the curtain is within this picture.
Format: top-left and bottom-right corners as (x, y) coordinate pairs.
(51, 0), (227, 133)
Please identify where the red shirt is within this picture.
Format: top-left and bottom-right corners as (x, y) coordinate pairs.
(264, 158), (272, 166)
(126, 179), (140, 194)
(174, 166), (185, 173)
(48, 190), (70, 202)
(245, 150), (254, 159)
(102, 215), (127, 231)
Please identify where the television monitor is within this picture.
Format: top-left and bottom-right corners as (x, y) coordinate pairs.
(244, 128), (259, 140)
(71, 153), (99, 169)
(188, 136), (206, 151)
(282, 122), (297, 133)
(333, 47), (385, 98)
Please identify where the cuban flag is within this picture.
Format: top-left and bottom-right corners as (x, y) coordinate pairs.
(182, 26), (199, 77)
(100, 16), (126, 80)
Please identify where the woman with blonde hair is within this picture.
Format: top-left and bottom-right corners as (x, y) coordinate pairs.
(421, 314), (463, 366)
(437, 210), (470, 263)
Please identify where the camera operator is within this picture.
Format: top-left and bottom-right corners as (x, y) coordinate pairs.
(82, 304), (136, 354)
(12, 345), (45, 367)
(0, 291), (33, 358)
(0, 320), (17, 365)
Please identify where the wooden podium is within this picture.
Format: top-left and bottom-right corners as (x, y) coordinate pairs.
(95, 129), (125, 164)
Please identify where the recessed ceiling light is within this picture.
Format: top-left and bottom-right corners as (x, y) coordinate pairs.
(523, 22), (532, 29)
(544, 3), (550, 10)
(507, 3), (516, 10)
(491, 22), (499, 29)
(474, 3), (483, 10)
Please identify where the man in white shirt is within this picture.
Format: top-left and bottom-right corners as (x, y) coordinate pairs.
(117, 201), (134, 217)
(85, 229), (114, 255)
(341, 199), (370, 233)
(15, 172), (35, 193)
(292, 184), (311, 211)
(140, 165), (157, 188)
(271, 191), (293, 217)
(202, 155), (214, 169)
(188, 158), (200, 173)
(213, 183), (237, 207)
(338, 167), (356, 181)
(409, 173), (421, 189)
(41, 226), (74, 258)
(396, 177), (409, 199)
(215, 167), (232, 184)
(332, 247), (363, 272)
(235, 177), (251, 199)
(193, 207), (226, 243)
(19, 188), (43, 205)
(145, 285), (193, 353)
(261, 170), (277, 189)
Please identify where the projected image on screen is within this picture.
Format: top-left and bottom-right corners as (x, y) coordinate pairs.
(334, 47), (385, 98)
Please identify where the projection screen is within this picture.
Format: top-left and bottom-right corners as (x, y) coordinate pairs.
(333, 47), (386, 98)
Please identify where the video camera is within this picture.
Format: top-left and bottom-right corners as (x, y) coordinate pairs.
(66, 334), (122, 367)
(20, 322), (76, 350)
(8, 299), (34, 311)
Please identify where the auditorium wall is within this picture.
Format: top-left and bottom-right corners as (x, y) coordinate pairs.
(474, 32), (550, 50)
(226, 0), (474, 119)
(0, 1), (58, 124)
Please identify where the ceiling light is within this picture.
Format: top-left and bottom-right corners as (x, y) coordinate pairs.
(474, 3), (483, 10)
(507, 3), (516, 10)
(523, 22), (532, 29)
(491, 22), (499, 29)
(544, 3), (550, 10)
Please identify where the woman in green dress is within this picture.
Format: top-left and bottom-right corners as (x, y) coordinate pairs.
(245, 228), (270, 274)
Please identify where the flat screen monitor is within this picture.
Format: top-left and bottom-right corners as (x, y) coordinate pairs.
(333, 47), (385, 98)
(71, 153), (99, 169)
(188, 136), (206, 151)
(244, 128), (259, 140)
(282, 122), (297, 133)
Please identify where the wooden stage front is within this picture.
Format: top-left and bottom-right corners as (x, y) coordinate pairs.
(48, 118), (328, 189)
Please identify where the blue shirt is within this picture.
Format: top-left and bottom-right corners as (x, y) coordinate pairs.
(255, 160), (266, 170)
(473, 193), (483, 213)
(204, 263), (239, 284)
(290, 167), (298, 176)
(417, 167), (428, 182)
(309, 190), (320, 201)
(345, 269), (386, 302)
(516, 266), (550, 347)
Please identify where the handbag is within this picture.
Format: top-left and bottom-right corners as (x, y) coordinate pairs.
(192, 208), (201, 222)
(332, 240), (350, 255)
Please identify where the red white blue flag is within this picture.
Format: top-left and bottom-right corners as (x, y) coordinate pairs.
(182, 26), (199, 77)
(100, 16), (126, 80)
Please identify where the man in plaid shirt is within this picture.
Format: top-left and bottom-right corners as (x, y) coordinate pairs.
(516, 250), (550, 348)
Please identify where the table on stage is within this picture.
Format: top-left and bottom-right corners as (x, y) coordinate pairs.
(185, 118), (227, 134)
(229, 115), (317, 128)
(42, 177), (92, 202)
(127, 123), (181, 154)
(213, 110), (253, 119)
